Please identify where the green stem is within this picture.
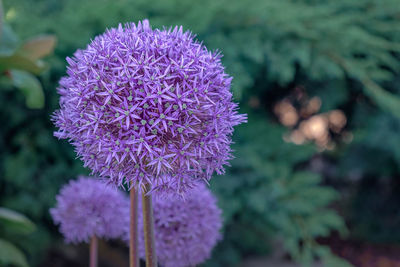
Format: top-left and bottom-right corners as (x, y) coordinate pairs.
(89, 235), (98, 267)
(142, 183), (157, 267)
(130, 185), (139, 267)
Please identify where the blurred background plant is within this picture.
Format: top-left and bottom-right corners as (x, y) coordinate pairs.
(0, 0), (56, 109)
(0, 207), (36, 267)
(1, 0), (400, 266)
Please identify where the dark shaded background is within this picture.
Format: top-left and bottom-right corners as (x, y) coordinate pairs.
(1, 0), (400, 266)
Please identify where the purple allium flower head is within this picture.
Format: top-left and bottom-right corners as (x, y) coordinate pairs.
(125, 182), (222, 267)
(50, 176), (129, 243)
(53, 20), (247, 191)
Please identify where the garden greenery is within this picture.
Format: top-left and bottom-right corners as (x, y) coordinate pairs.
(1, 0), (400, 266)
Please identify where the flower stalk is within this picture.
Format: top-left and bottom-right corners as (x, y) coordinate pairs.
(142, 183), (157, 267)
(89, 235), (98, 267)
(129, 185), (139, 267)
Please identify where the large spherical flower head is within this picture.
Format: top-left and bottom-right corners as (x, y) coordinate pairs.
(50, 176), (129, 243)
(53, 19), (247, 191)
(138, 183), (222, 267)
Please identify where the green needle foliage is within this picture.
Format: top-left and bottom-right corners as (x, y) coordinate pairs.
(7, 0), (400, 112)
(209, 114), (350, 266)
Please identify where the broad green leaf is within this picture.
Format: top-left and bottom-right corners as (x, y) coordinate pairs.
(0, 239), (29, 267)
(10, 70), (44, 109)
(21, 35), (57, 60)
(0, 207), (36, 234)
(0, 53), (46, 74)
(0, 23), (18, 56)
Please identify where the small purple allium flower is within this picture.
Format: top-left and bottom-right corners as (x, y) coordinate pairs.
(50, 176), (128, 243)
(126, 182), (222, 267)
(53, 20), (246, 191)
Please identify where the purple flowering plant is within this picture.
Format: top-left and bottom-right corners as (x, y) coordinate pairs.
(50, 176), (128, 243)
(52, 20), (246, 192)
(128, 182), (222, 267)
(52, 19), (245, 267)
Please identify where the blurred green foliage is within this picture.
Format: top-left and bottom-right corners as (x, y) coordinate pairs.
(1, 0), (400, 266)
(209, 115), (351, 266)
(0, 13), (56, 109)
(0, 207), (36, 267)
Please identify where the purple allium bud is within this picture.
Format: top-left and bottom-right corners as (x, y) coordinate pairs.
(125, 182), (222, 267)
(50, 176), (129, 243)
(52, 20), (246, 191)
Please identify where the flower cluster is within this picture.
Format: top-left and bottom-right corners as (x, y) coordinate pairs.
(133, 182), (222, 267)
(53, 20), (246, 191)
(50, 176), (128, 243)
